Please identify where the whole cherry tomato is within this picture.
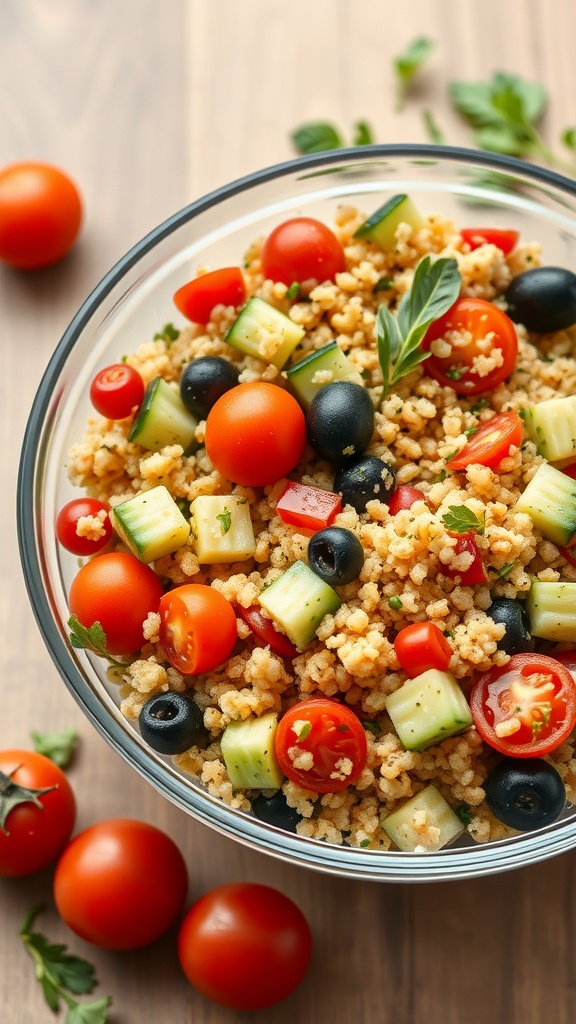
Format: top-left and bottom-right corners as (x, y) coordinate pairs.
(261, 217), (345, 285)
(0, 161), (82, 269)
(89, 363), (145, 419)
(56, 497), (112, 556)
(0, 750), (76, 877)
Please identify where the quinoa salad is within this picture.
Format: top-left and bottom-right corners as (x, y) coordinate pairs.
(60, 193), (576, 854)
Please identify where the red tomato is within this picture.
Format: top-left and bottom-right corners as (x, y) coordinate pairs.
(387, 485), (426, 515)
(470, 653), (576, 757)
(205, 381), (306, 487)
(236, 605), (299, 659)
(461, 227), (519, 254)
(274, 698), (368, 793)
(261, 217), (346, 286)
(443, 531), (487, 586)
(173, 267), (246, 325)
(56, 497), (112, 556)
(159, 584), (238, 674)
(276, 480), (342, 531)
(178, 882), (312, 1011)
(394, 621), (453, 678)
(423, 298), (518, 395)
(69, 551), (163, 655)
(89, 363), (145, 419)
(53, 819), (188, 950)
(446, 411), (523, 471)
(0, 161), (82, 269)
(0, 750), (76, 877)
(563, 464), (576, 481)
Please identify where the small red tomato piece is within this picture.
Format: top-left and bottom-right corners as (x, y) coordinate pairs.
(387, 485), (426, 515)
(173, 267), (246, 325)
(276, 481), (342, 531)
(443, 531), (487, 586)
(89, 363), (145, 419)
(394, 621), (453, 678)
(159, 584), (238, 675)
(461, 227), (519, 254)
(446, 412), (523, 471)
(261, 217), (345, 285)
(56, 497), (112, 556)
(236, 605), (298, 659)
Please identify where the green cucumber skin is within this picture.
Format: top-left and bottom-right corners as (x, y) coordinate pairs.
(286, 342), (363, 407)
(129, 376), (197, 453)
(110, 485), (190, 562)
(220, 713), (284, 789)
(385, 670), (473, 751)
(258, 560), (341, 649)
(225, 296), (304, 369)
(515, 462), (576, 546)
(354, 194), (408, 238)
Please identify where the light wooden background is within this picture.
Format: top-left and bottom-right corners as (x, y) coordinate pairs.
(1, 2), (576, 1022)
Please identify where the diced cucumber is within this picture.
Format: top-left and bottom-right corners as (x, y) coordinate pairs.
(110, 484), (190, 563)
(354, 193), (426, 249)
(286, 342), (364, 408)
(225, 296), (305, 369)
(385, 669), (473, 751)
(258, 559), (341, 650)
(129, 376), (198, 453)
(526, 580), (576, 641)
(220, 712), (284, 789)
(515, 462), (576, 546)
(382, 785), (465, 852)
(190, 494), (255, 563)
(524, 395), (576, 463)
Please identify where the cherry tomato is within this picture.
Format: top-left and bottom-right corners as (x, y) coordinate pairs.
(423, 298), (518, 395)
(274, 698), (368, 793)
(445, 411), (523, 471)
(89, 363), (145, 419)
(387, 485), (426, 515)
(461, 227), (519, 254)
(53, 819), (188, 950)
(470, 653), (576, 757)
(56, 497), (112, 556)
(173, 267), (246, 325)
(0, 750), (76, 877)
(205, 381), (306, 487)
(261, 217), (346, 286)
(159, 583), (238, 675)
(443, 531), (487, 586)
(276, 480), (342, 531)
(177, 882), (312, 1011)
(394, 621), (453, 678)
(69, 551), (163, 656)
(0, 161), (82, 269)
(236, 605), (299, 659)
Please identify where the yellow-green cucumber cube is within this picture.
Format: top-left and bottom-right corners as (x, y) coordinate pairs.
(382, 785), (465, 852)
(514, 461), (576, 546)
(190, 494), (255, 563)
(354, 193), (426, 249)
(225, 296), (305, 369)
(129, 375), (198, 453)
(110, 484), (190, 563)
(524, 394), (576, 463)
(286, 341), (364, 408)
(220, 712), (284, 789)
(526, 580), (576, 641)
(385, 669), (473, 751)
(258, 559), (341, 650)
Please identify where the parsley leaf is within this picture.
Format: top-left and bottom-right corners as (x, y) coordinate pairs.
(153, 322), (180, 345)
(393, 37), (434, 111)
(455, 803), (475, 826)
(442, 506), (485, 535)
(291, 120), (374, 154)
(31, 727), (77, 769)
(216, 506), (232, 535)
(68, 616), (126, 669)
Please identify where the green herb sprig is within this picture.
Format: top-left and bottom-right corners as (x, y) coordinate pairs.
(67, 616), (126, 670)
(442, 506), (485, 535)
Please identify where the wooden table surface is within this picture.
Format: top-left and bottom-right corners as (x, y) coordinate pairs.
(2, 2), (576, 1021)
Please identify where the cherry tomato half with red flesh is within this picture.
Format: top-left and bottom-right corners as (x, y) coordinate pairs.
(446, 411), (524, 471)
(261, 217), (346, 286)
(56, 497), (112, 556)
(173, 267), (246, 325)
(461, 227), (519, 254)
(89, 363), (145, 419)
(236, 605), (298, 659)
(387, 485), (426, 515)
(394, 621), (453, 678)
(0, 750), (76, 877)
(53, 819), (188, 950)
(470, 653), (576, 757)
(422, 298), (518, 395)
(159, 584), (238, 675)
(276, 480), (342, 531)
(69, 551), (163, 655)
(443, 531), (487, 585)
(274, 698), (368, 793)
(178, 882), (312, 1011)
(0, 161), (82, 269)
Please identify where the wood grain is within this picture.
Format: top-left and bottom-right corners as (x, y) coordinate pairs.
(1, 2), (576, 1022)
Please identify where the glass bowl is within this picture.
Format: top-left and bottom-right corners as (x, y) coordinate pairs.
(18, 144), (576, 883)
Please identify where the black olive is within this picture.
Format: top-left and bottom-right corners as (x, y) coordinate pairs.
(251, 790), (301, 832)
(505, 266), (576, 333)
(484, 757), (566, 831)
(180, 356), (239, 418)
(306, 381), (375, 464)
(334, 456), (396, 514)
(139, 692), (206, 754)
(486, 597), (534, 656)
(307, 526), (365, 585)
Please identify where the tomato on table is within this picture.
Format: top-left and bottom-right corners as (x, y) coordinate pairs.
(0, 161), (82, 269)
(89, 363), (145, 419)
(422, 298), (518, 395)
(261, 217), (346, 286)
(276, 480), (342, 531)
(387, 485), (426, 515)
(461, 227), (519, 254)
(446, 411), (524, 471)
(394, 621), (453, 678)
(274, 698), (368, 793)
(0, 750), (76, 877)
(470, 653), (576, 757)
(236, 605), (299, 659)
(443, 531), (487, 586)
(56, 497), (112, 556)
(178, 882), (312, 1011)
(159, 583), (238, 674)
(173, 267), (246, 325)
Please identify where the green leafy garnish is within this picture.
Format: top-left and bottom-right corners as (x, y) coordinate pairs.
(153, 322), (180, 345)
(470, 397), (491, 414)
(293, 720), (312, 742)
(442, 506), (485, 535)
(376, 255), (461, 401)
(291, 120), (374, 154)
(422, 108), (445, 144)
(498, 562), (515, 578)
(286, 281), (300, 300)
(393, 37), (434, 111)
(353, 120), (374, 146)
(455, 803), (475, 826)
(216, 506), (232, 535)
(31, 728), (77, 769)
(20, 905), (112, 1024)
(67, 616), (126, 670)
(562, 128), (576, 153)
(373, 276), (393, 293)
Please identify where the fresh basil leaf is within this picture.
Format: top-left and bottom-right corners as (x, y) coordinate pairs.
(397, 256), (461, 342)
(449, 81), (497, 126)
(291, 122), (344, 154)
(442, 506), (485, 535)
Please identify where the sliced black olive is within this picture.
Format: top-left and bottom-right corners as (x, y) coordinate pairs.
(139, 692), (206, 754)
(307, 526), (365, 585)
(180, 356), (239, 418)
(486, 597), (534, 656)
(505, 266), (576, 333)
(484, 757), (566, 831)
(251, 789), (301, 832)
(334, 456), (396, 514)
(306, 381), (375, 464)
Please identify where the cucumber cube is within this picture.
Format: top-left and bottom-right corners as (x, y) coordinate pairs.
(385, 669), (473, 751)
(225, 296), (305, 369)
(515, 462), (576, 546)
(220, 713), (284, 789)
(526, 581), (576, 642)
(382, 785), (464, 852)
(110, 484), (190, 563)
(190, 495), (255, 563)
(286, 342), (363, 408)
(129, 376), (198, 453)
(354, 193), (426, 250)
(258, 560), (341, 650)
(524, 395), (576, 463)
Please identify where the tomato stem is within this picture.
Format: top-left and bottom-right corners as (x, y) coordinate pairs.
(0, 768), (57, 834)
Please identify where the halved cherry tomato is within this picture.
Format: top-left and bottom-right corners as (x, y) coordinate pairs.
(423, 298), (518, 395)
(276, 481), (342, 531)
(236, 605), (298, 659)
(470, 652), (576, 757)
(274, 698), (368, 793)
(173, 267), (246, 325)
(387, 485), (426, 515)
(443, 531), (487, 585)
(89, 363), (145, 420)
(0, 161), (82, 269)
(461, 227), (519, 254)
(56, 497), (112, 556)
(394, 621), (453, 678)
(159, 584), (238, 675)
(261, 217), (346, 286)
(446, 411), (523, 471)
